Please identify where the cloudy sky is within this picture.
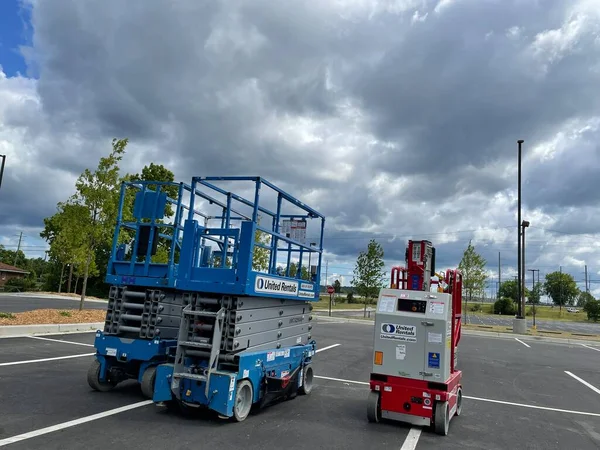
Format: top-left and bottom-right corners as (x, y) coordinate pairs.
(1, 0), (599, 298)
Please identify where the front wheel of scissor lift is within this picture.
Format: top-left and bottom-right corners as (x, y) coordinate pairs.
(141, 365), (157, 399)
(233, 379), (254, 422)
(434, 401), (450, 436)
(87, 359), (115, 392)
(298, 363), (314, 395)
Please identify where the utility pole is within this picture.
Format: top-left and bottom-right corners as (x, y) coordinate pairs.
(0, 154), (6, 190)
(585, 265), (589, 293)
(528, 268), (539, 328)
(13, 231), (23, 266)
(498, 251), (501, 297)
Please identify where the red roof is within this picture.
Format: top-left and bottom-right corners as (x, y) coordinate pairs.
(0, 262), (30, 274)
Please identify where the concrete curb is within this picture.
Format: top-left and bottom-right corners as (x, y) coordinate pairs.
(313, 315), (600, 347)
(4, 292), (108, 304)
(0, 322), (104, 338)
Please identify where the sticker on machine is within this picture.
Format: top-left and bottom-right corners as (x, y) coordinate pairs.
(396, 344), (406, 360)
(255, 275), (299, 296)
(378, 294), (397, 313)
(428, 332), (443, 344)
(428, 352), (440, 369)
(380, 323), (417, 342)
(428, 301), (445, 315)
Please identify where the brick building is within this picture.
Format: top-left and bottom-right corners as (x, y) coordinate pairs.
(0, 262), (30, 287)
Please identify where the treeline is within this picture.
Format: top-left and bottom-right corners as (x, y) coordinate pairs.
(37, 138), (178, 308)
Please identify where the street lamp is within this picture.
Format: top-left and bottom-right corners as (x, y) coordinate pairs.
(528, 268), (539, 328)
(307, 242), (317, 281)
(521, 219), (530, 319)
(0, 154), (6, 190)
(514, 139), (527, 334)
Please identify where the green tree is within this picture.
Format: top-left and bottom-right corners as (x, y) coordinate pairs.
(544, 271), (579, 311)
(351, 239), (386, 316)
(333, 279), (341, 293)
(498, 279), (530, 304)
(577, 291), (595, 308)
(529, 282), (542, 305)
(457, 241), (487, 309)
(67, 138), (129, 309)
(583, 299), (600, 322)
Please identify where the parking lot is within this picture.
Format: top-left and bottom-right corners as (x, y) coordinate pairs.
(1, 319), (600, 449)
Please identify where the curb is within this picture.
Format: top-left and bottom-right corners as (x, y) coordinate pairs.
(313, 315), (600, 347)
(4, 292), (108, 304)
(0, 322), (104, 338)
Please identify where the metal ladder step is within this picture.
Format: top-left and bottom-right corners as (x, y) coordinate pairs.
(173, 372), (207, 382)
(184, 309), (218, 318)
(179, 340), (212, 349)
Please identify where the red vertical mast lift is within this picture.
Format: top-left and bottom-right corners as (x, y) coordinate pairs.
(367, 240), (463, 435)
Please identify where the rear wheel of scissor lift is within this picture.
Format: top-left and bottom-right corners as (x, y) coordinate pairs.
(140, 365), (157, 399)
(434, 401), (450, 436)
(299, 363), (314, 395)
(87, 359), (116, 392)
(233, 379), (254, 422)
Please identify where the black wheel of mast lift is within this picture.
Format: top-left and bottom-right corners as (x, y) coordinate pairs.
(433, 400), (450, 436)
(366, 391), (381, 423)
(456, 386), (463, 417)
(140, 365), (157, 399)
(87, 359), (116, 392)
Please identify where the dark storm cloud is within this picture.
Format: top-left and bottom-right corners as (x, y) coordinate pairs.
(2, 0), (599, 281)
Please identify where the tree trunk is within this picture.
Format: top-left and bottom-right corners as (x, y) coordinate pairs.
(79, 252), (93, 311)
(58, 263), (65, 293)
(74, 276), (80, 295)
(67, 264), (74, 294)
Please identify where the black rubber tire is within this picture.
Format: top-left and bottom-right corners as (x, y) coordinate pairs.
(366, 391), (381, 423)
(298, 363), (314, 395)
(87, 359), (115, 392)
(140, 365), (157, 399)
(434, 401), (449, 436)
(233, 379), (254, 422)
(455, 387), (463, 417)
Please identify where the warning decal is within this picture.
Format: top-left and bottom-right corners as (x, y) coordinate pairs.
(428, 352), (440, 369)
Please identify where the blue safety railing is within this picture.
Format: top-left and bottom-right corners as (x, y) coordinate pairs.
(105, 176), (326, 301)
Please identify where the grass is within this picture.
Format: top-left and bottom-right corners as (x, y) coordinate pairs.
(312, 297), (374, 310)
(464, 302), (595, 323)
(463, 323), (600, 342)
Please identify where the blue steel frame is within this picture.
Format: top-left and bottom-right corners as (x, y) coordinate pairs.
(105, 176), (326, 302)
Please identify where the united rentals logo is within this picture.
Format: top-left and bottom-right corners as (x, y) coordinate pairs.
(380, 323), (417, 342)
(255, 275), (298, 296)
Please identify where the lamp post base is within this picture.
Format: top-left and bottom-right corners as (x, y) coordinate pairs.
(512, 318), (527, 334)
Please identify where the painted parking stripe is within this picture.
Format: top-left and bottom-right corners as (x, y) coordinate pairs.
(0, 400), (153, 447)
(314, 375), (600, 418)
(515, 338), (531, 348)
(564, 371), (600, 396)
(0, 353), (95, 367)
(580, 344), (600, 352)
(400, 428), (422, 450)
(28, 335), (94, 347)
(316, 344), (341, 353)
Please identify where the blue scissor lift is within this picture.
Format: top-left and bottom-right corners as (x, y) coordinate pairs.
(87, 176), (325, 422)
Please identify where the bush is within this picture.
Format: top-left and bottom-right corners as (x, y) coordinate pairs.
(347, 292), (356, 303)
(4, 277), (37, 292)
(584, 300), (600, 322)
(469, 303), (482, 312)
(494, 297), (516, 315)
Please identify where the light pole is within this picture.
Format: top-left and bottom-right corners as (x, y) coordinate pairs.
(514, 139), (527, 334)
(521, 219), (529, 320)
(0, 154), (6, 190)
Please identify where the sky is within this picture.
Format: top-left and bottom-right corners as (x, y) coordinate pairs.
(0, 0), (599, 299)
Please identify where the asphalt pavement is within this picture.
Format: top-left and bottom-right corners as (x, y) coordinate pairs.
(1, 319), (600, 449)
(0, 294), (107, 313)
(314, 309), (600, 335)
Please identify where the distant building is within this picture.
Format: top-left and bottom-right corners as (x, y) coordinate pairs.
(0, 262), (30, 287)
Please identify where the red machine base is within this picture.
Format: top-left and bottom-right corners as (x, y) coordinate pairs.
(367, 370), (463, 436)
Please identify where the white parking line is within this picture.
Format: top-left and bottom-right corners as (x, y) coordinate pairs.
(564, 371), (600, 396)
(400, 428), (422, 450)
(0, 400), (153, 447)
(316, 344), (341, 353)
(581, 344), (600, 352)
(314, 375), (600, 418)
(28, 335), (94, 347)
(515, 338), (531, 348)
(0, 353), (95, 367)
